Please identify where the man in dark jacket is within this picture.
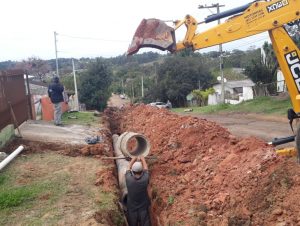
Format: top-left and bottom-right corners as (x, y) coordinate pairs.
(125, 156), (151, 226)
(48, 76), (64, 126)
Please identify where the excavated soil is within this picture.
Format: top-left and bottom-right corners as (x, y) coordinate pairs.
(105, 105), (300, 226)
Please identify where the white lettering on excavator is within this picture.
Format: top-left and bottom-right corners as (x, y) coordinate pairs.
(285, 51), (300, 92)
(267, 0), (289, 13)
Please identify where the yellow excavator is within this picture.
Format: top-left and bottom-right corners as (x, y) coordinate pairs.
(127, 0), (300, 159)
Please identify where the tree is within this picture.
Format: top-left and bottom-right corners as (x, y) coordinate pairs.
(79, 58), (112, 111)
(192, 88), (215, 106)
(244, 43), (278, 85)
(285, 21), (300, 47)
(146, 55), (214, 107)
(15, 57), (51, 81)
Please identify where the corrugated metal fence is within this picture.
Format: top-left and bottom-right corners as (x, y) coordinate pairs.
(0, 70), (29, 131)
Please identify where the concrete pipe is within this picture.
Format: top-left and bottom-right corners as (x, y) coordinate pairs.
(112, 134), (129, 208)
(116, 132), (151, 158)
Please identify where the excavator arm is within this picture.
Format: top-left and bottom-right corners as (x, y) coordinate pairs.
(128, 0), (300, 110)
(127, 0), (300, 158)
(175, 0), (300, 51)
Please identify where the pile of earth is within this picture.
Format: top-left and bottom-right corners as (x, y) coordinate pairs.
(105, 105), (300, 226)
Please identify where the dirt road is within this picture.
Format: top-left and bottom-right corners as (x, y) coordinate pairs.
(183, 112), (293, 143)
(107, 94), (129, 107)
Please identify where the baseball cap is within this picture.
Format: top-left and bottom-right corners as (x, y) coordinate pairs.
(132, 162), (143, 173)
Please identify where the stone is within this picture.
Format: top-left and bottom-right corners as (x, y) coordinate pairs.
(272, 208), (283, 216)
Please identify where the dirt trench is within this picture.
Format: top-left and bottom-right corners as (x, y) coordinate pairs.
(104, 104), (300, 226)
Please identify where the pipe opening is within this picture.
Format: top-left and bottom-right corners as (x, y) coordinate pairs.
(127, 136), (148, 156)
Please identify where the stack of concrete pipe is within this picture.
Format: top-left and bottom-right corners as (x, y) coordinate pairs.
(112, 132), (151, 208)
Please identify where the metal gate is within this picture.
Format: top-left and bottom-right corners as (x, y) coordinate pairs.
(0, 70), (29, 131)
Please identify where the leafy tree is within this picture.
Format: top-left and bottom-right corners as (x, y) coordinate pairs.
(244, 42), (278, 87)
(0, 61), (17, 70)
(192, 88), (215, 106)
(285, 21), (300, 47)
(79, 58), (112, 111)
(146, 55), (214, 107)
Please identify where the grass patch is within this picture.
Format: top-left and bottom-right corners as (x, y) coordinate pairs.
(168, 195), (175, 205)
(0, 185), (40, 209)
(0, 174), (7, 185)
(0, 153), (70, 225)
(62, 111), (100, 126)
(173, 96), (292, 116)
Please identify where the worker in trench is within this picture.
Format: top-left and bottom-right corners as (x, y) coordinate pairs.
(125, 156), (151, 226)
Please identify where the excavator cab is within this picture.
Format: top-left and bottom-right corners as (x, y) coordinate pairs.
(127, 19), (176, 56)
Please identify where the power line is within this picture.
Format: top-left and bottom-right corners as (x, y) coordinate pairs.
(58, 33), (129, 43)
(225, 35), (270, 52)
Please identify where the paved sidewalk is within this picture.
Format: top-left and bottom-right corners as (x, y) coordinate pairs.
(19, 120), (100, 145)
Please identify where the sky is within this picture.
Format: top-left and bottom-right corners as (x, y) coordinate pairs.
(0, 0), (270, 61)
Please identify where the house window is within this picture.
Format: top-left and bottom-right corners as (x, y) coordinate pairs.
(234, 87), (243, 94)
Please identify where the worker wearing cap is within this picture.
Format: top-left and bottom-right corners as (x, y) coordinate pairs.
(125, 156), (151, 226)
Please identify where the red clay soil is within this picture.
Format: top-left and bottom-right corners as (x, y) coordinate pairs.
(105, 105), (300, 226)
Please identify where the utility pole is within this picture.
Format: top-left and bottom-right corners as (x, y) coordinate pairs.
(72, 59), (79, 111)
(198, 3), (225, 103)
(141, 74), (144, 98)
(54, 31), (59, 77)
(131, 83), (135, 102)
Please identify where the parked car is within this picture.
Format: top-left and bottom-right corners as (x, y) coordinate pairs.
(148, 102), (170, 109)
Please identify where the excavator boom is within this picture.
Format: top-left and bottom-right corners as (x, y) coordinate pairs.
(128, 0), (300, 53)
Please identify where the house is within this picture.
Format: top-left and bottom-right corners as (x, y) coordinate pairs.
(208, 79), (255, 105)
(277, 69), (287, 93)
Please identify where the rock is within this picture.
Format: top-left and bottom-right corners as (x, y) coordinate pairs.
(276, 222), (287, 226)
(197, 211), (207, 220)
(272, 208), (283, 216)
(178, 156), (191, 163)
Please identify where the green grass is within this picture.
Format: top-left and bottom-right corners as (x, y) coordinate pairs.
(173, 96), (292, 116)
(62, 111), (100, 126)
(0, 154), (70, 225)
(0, 152), (122, 225)
(0, 184), (42, 209)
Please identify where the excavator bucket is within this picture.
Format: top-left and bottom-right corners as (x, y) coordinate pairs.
(127, 19), (176, 56)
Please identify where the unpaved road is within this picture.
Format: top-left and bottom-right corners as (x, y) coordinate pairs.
(107, 94), (129, 107)
(188, 112), (293, 143)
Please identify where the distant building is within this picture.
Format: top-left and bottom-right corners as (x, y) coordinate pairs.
(277, 69), (287, 93)
(208, 79), (255, 105)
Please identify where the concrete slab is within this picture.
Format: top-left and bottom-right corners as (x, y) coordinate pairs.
(19, 120), (100, 145)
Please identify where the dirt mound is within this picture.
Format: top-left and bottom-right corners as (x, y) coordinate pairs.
(105, 105), (300, 225)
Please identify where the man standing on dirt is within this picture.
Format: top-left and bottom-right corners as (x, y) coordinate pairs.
(48, 76), (64, 126)
(125, 156), (151, 226)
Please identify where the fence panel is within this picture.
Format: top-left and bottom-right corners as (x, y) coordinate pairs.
(0, 70), (29, 131)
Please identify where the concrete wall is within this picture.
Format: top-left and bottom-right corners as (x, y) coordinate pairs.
(277, 70), (287, 92)
(242, 86), (254, 101)
(0, 124), (15, 148)
(209, 84), (254, 105)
